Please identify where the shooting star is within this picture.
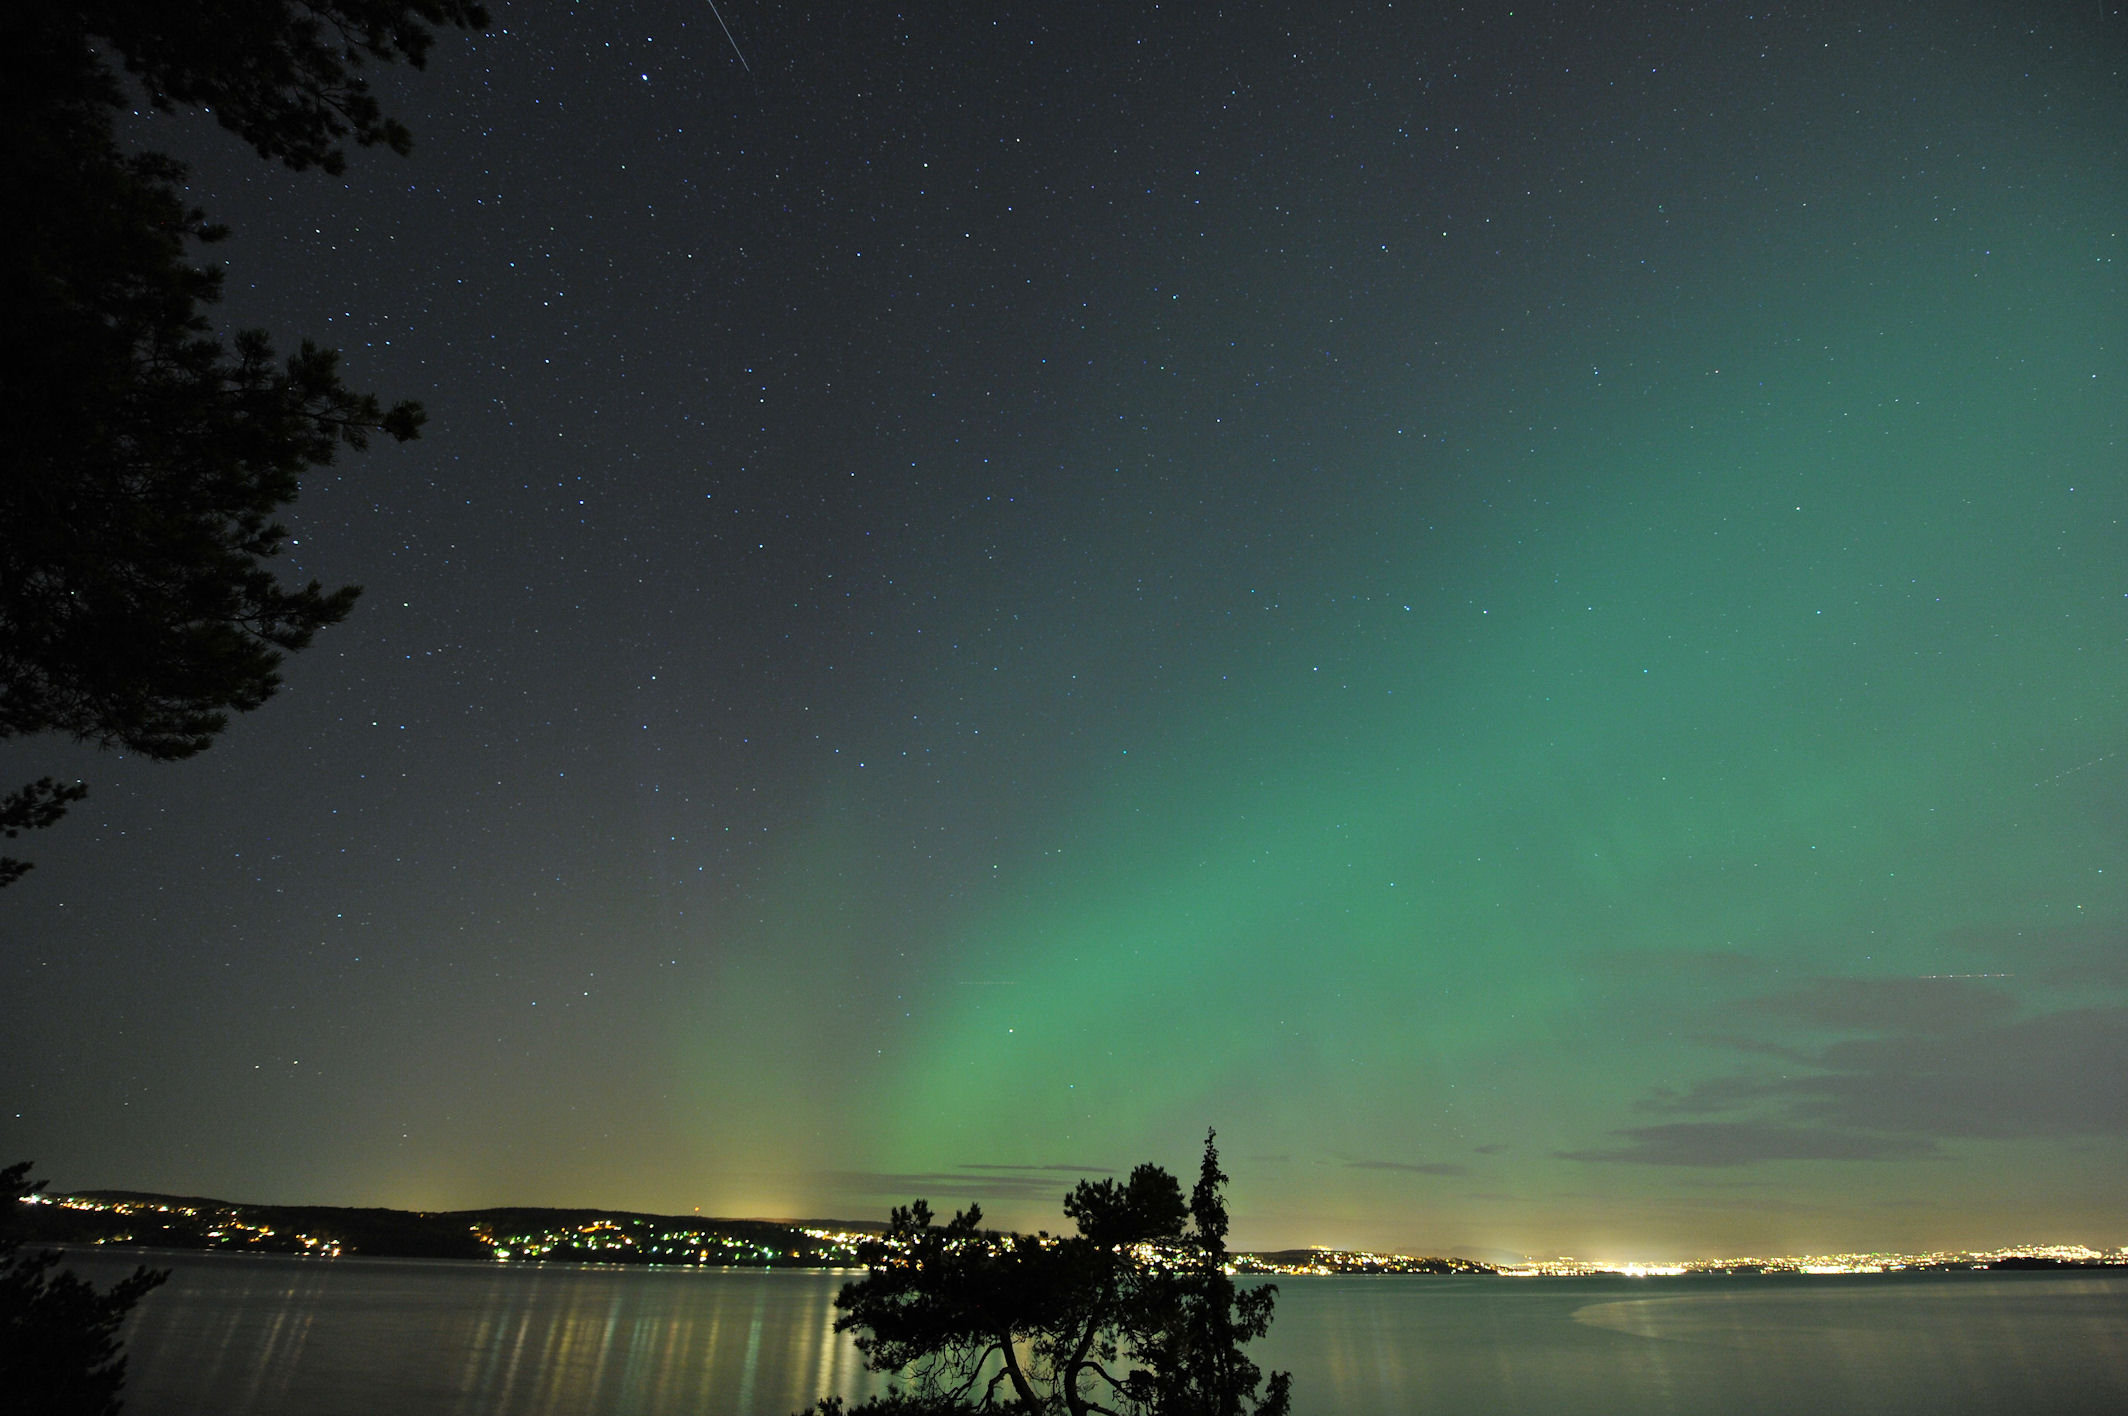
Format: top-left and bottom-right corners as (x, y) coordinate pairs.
(706, 0), (751, 74)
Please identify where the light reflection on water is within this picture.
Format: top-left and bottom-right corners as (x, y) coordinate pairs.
(60, 1251), (2128, 1416)
(68, 1250), (888, 1416)
(1254, 1272), (2128, 1416)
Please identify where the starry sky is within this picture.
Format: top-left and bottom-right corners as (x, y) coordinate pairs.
(4, 1), (2125, 1262)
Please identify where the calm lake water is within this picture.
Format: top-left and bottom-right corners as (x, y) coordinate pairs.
(57, 1249), (2128, 1416)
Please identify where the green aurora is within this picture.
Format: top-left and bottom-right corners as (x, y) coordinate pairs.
(681, 122), (2125, 1257)
(4, 3), (2122, 1262)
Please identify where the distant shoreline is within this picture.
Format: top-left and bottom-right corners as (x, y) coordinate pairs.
(48, 1244), (2128, 1287)
(22, 1189), (2124, 1278)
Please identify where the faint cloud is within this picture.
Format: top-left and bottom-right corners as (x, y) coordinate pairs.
(1634, 1074), (1782, 1116)
(825, 1168), (1095, 1200)
(1663, 1002), (2128, 1140)
(1577, 948), (1772, 980)
(1571, 970), (2128, 1165)
(1473, 1143), (1510, 1155)
(1682, 1035), (1812, 1065)
(1649, 1192), (1847, 1213)
(1559, 1123), (1936, 1167)
(1344, 1158), (1468, 1176)
(1732, 975), (2019, 1034)
(1937, 921), (2128, 988)
(1775, 1006), (2128, 1137)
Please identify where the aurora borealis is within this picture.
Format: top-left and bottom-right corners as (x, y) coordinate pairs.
(3, 2), (2123, 1261)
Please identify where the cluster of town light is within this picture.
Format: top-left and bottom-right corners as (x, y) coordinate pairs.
(469, 1217), (867, 1266)
(1491, 1244), (2125, 1277)
(26, 1192), (341, 1255)
(1227, 1248), (1490, 1276)
(21, 1192), (2125, 1275)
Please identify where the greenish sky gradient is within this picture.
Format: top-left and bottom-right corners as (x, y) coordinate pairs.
(4, 2), (2122, 1261)
(677, 94), (2126, 1253)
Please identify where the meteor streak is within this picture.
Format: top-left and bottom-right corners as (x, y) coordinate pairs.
(706, 0), (751, 74)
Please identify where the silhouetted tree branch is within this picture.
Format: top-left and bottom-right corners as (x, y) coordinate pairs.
(0, 1161), (168, 1416)
(0, 4), (483, 884)
(65, 1), (489, 174)
(820, 1132), (1289, 1416)
(0, 780), (91, 888)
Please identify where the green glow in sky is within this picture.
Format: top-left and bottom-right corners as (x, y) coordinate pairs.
(683, 146), (2125, 1257)
(7, 3), (2122, 1262)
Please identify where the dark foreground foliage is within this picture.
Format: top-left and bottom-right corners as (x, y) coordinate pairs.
(0, 1162), (167, 1416)
(0, 3), (484, 884)
(800, 1397), (1026, 1416)
(810, 1130), (1290, 1416)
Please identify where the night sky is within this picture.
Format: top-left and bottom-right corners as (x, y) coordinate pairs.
(5, 1), (2125, 1262)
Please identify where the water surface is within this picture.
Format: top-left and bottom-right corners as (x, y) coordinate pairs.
(61, 1250), (2128, 1415)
